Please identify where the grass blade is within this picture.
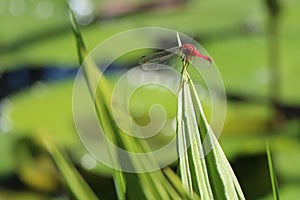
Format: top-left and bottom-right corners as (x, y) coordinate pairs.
(164, 168), (199, 200)
(69, 9), (126, 200)
(69, 10), (86, 64)
(190, 77), (245, 199)
(266, 141), (280, 200)
(39, 132), (98, 200)
(177, 79), (213, 199)
(69, 9), (195, 200)
(177, 65), (245, 199)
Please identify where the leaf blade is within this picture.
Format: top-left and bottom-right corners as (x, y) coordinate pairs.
(267, 141), (280, 200)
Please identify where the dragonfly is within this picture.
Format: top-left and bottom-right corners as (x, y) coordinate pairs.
(139, 43), (212, 71)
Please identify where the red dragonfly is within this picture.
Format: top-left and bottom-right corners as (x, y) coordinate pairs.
(139, 43), (212, 71)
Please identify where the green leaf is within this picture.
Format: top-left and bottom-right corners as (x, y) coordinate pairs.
(266, 141), (280, 200)
(69, 10), (87, 64)
(177, 78), (213, 199)
(177, 64), (245, 199)
(70, 9), (194, 200)
(164, 168), (199, 200)
(70, 9), (126, 200)
(39, 132), (99, 200)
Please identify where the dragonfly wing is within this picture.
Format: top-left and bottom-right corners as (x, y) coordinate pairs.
(190, 56), (212, 70)
(141, 63), (172, 71)
(139, 47), (181, 71)
(139, 50), (172, 64)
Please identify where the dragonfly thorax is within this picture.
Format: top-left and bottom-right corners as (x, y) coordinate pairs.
(180, 44), (197, 56)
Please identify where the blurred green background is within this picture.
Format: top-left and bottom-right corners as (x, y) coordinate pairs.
(1, 0), (300, 199)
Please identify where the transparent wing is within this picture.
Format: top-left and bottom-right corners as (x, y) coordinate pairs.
(190, 56), (212, 70)
(139, 47), (181, 71)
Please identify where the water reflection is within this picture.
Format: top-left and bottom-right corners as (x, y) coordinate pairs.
(0, 67), (77, 99)
(0, 66), (77, 133)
